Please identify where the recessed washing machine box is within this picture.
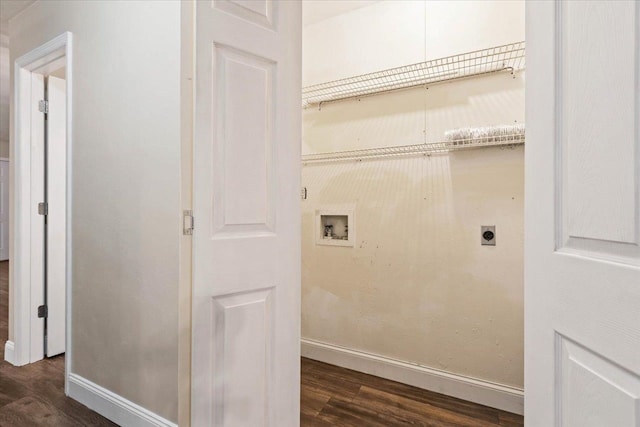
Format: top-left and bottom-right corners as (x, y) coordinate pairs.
(316, 208), (355, 247)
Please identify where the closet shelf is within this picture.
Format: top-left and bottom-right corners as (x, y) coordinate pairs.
(301, 133), (525, 164)
(302, 41), (525, 108)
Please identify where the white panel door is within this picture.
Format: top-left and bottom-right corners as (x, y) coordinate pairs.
(526, 1), (640, 426)
(46, 76), (66, 357)
(0, 160), (9, 261)
(192, 1), (301, 426)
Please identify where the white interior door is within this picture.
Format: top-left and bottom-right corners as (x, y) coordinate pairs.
(0, 160), (9, 261)
(192, 1), (301, 426)
(29, 72), (45, 362)
(46, 75), (66, 357)
(526, 1), (640, 426)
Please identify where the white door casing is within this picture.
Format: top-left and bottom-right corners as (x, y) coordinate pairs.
(525, 1), (640, 426)
(192, 2), (301, 426)
(7, 32), (72, 371)
(0, 159), (9, 261)
(46, 75), (66, 357)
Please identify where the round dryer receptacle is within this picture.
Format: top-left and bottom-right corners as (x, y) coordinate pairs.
(482, 230), (495, 241)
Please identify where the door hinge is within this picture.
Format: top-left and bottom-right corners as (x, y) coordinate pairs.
(38, 100), (49, 114)
(301, 187), (308, 200)
(183, 210), (194, 235)
(38, 305), (48, 318)
(38, 202), (48, 216)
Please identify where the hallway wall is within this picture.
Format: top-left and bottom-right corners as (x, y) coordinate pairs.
(8, 1), (181, 422)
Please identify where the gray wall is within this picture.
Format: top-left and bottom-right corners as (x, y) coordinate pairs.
(9, 1), (181, 421)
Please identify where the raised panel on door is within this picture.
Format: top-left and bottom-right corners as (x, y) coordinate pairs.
(192, 1), (301, 426)
(556, 335), (640, 426)
(212, 0), (274, 29)
(210, 288), (274, 426)
(211, 45), (275, 238)
(557, 0), (640, 265)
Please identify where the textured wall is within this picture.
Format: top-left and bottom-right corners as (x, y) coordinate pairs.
(302, 145), (524, 387)
(302, 0), (525, 388)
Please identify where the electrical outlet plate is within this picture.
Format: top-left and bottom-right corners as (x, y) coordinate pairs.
(481, 225), (496, 246)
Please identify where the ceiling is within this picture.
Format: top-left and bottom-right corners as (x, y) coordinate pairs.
(0, 0), (36, 34)
(303, 0), (379, 27)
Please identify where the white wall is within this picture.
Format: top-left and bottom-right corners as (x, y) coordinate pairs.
(0, 33), (9, 157)
(9, 1), (181, 422)
(302, 0), (525, 389)
(303, 0), (525, 86)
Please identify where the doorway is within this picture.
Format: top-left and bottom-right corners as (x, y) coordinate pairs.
(299, 0), (525, 423)
(5, 33), (72, 390)
(37, 68), (67, 359)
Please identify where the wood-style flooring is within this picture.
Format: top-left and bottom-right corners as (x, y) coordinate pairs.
(301, 358), (523, 426)
(1, 259), (523, 426)
(0, 261), (116, 426)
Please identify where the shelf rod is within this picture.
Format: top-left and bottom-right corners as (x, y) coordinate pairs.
(302, 133), (525, 164)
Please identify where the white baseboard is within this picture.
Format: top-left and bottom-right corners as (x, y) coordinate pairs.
(68, 374), (177, 427)
(4, 340), (16, 365)
(301, 338), (524, 415)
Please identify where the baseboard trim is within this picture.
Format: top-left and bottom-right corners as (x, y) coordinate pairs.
(4, 340), (16, 365)
(301, 338), (524, 415)
(68, 373), (177, 427)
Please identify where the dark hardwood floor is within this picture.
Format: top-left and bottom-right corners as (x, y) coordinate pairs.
(1, 260), (523, 426)
(301, 358), (523, 426)
(0, 261), (116, 426)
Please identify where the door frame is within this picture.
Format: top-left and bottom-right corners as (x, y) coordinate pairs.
(5, 31), (73, 391)
(0, 158), (9, 261)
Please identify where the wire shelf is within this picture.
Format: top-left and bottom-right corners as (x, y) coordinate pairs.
(302, 41), (525, 107)
(301, 133), (525, 164)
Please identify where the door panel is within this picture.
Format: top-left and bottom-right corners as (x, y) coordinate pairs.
(559, 0), (640, 262)
(46, 76), (66, 357)
(211, 45), (275, 237)
(558, 335), (640, 426)
(213, 0), (274, 29)
(192, 1), (301, 426)
(29, 73), (45, 363)
(210, 288), (274, 426)
(525, 1), (640, 426)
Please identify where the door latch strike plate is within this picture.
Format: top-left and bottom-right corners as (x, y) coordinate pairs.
(183, 210), (194, 235)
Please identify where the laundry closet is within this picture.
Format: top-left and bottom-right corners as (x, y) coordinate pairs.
(300, 0), (525, 414)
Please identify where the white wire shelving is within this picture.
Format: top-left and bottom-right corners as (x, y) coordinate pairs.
(301, 133), (525, 164)
(302, 41), (525, 108)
